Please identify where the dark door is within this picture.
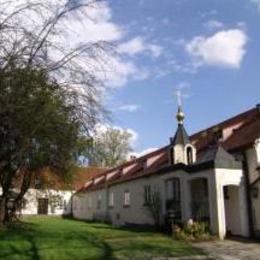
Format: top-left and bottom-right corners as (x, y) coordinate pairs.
(37, 198), (48, 215)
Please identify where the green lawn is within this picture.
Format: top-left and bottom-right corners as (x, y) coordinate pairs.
(0, 216), (204, 260)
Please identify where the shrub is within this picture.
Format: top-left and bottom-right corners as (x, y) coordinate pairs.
(172, 221), (214, 242)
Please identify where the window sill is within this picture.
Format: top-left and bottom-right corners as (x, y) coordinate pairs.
(123, 204), (130, 208)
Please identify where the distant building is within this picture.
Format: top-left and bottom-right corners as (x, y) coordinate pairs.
(0, 167), (103, 216)
(73, 105), (260, 239)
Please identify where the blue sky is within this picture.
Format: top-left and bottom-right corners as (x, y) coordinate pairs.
(91, 0), (260, 155)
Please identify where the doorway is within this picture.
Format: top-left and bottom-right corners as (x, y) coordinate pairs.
(223, 185), (241, 236)
(37, 198), (48, 215)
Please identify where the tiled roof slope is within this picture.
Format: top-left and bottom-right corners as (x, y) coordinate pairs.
(78, 105), (260, 193)
(11, 166), (104, 191)
(190, 106), (260, 152)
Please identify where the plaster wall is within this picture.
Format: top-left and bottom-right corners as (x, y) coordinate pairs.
(22, 189), (73, 215)
(245, 142), (260, 234)
(214, 168), (249, 238)
(73, 169), (215, 228)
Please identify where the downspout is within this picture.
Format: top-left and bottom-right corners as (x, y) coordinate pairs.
(241, 151), (255, 238)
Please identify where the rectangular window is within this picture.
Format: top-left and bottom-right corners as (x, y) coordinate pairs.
(144, 185), (151, 205)
(166, 178), (180, 201)
(172, 178), (180, 201)
(124, 190), (130, 207)
(109, 192), (114, 208)
(88, 197), (92, 208)
(97, 194), (102, 209)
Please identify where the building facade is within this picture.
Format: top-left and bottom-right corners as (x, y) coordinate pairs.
(73, 105), (260, 239)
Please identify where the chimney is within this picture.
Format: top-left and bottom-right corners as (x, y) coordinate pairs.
(130, 155), (136, 161)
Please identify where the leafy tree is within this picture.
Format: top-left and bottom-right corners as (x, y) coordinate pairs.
(0, 0), (109, 225)
(88, 127), (133, 167)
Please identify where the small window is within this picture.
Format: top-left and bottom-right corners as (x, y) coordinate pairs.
(172, 178), (180, 201)
(187, 147), (193, 164)
(88, 197), (92, 208)
(144, 185), (151, 205)
(166, 178), (180, 201)
(109, 192), (114, 207)
(213, 129), (223, 142)
(97, 194), (102, 209)
(124, 190), (130, 207)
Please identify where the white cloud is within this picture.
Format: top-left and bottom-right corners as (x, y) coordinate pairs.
(129, 147), (158, 159)
(117, 104), (141, 112)
(104, 57), (137, 88)
(204, 20), (224, 30)
(186, 29), (248, 68)
(118, 37), (163, 57)
(251, 0), (260, 12)
(2, 1), (154, 89)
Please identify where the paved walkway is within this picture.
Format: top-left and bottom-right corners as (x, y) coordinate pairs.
(193, 239), (260, 260)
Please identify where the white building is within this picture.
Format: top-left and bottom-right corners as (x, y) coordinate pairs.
(73, 105), (260, 239)
(0, 167), (101, 217)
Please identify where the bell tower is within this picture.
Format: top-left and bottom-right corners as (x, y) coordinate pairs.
(169, 103), (196, 165)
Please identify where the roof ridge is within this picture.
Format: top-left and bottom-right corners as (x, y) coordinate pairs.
(99, 145), (169, 175)
(190, 106), (257, 139)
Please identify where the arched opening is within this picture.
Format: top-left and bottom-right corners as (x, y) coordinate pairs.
(223, 185), (241, 236)
(165, 178), (181, 224)
(190, 178), (210, 222)
(186, 146), (193, 164)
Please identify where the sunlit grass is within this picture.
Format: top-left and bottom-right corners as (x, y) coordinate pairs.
(0, 216), (204, 259)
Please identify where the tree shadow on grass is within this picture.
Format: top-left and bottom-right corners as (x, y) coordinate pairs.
(0, 220), (113, 260)
(0, 218), (204, 260)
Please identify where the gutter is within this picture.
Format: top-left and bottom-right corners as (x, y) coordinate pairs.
(242, 152), (255, 238)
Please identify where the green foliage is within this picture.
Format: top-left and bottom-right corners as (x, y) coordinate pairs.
(0, 67), (81, 174)
(0, 67), (93, 223)
(88, 127), (133, 167)
(0, 0), (108, 224)
(173, 221), (213, 242)
(0, 217), (204, 259)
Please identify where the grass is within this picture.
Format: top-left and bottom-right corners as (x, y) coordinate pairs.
(0, 216), (204, 260)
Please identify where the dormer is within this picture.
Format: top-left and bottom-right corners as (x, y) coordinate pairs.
(169, 105), (196, 165)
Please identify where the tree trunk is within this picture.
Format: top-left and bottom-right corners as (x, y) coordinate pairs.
(0, 197), (6, 226)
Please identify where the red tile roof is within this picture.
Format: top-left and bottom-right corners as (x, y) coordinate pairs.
(78, 105), (260, 193)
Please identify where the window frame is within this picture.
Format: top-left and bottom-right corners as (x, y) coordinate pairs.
(108, 191), (114, 208)
(186, 146), (193, 164)
(97, 194), (102, 209)
(123, 190), (130, 207)
(166, 178), (181, 202)
(144, 185), (151, 205)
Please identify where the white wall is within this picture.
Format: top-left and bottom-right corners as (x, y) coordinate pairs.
(0, 187), (73, 215)
(21, 189), (73, 215)
(224, 186), (241, 235)
(214, 168), (249, 238)
(245, 141), (260, 234)
(73, 169), (216, 229)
